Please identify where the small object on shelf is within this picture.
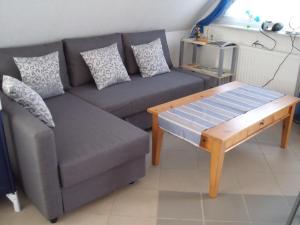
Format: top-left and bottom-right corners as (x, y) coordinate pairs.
(194, 26), (201, 40)
(194, 25), (209, 43)
(245, 10), (260, 29)
(179, 37), (238, 86)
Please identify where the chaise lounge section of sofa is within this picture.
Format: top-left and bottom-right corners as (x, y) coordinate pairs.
(0, 30), (212, 222)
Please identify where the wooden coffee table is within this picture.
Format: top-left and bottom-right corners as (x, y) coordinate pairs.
(147, 81), (300, 198)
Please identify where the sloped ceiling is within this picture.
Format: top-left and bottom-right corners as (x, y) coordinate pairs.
(0, 0), (211, 47)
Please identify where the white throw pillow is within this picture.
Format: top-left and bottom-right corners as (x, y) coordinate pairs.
(2, 75), (55, 128)
(14, 51), (64, 99)
(81, 43), (131, 91)
(131, 38), (170, 78)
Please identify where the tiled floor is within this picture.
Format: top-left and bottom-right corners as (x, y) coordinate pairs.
(0, 123), (300, 225)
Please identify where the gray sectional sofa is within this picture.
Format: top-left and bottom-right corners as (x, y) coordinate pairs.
(0, 30), (212, 222)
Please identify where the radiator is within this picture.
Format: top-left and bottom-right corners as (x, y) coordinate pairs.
(235, 45), (300, 95)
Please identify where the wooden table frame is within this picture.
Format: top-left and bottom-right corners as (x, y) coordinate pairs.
(147, 81), (300, 198)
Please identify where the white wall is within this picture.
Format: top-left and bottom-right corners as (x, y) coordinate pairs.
(0, 0), (212, 65)
(1, 3), (209, 44)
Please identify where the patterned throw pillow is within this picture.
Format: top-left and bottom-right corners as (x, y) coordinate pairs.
(131, 38), (170, 78)
(2, 75), (55, 128)
(14, 51), (64, 99)
(81, 43), (131, 91)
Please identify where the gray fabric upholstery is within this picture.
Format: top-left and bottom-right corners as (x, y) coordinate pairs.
(45, 93), (149, 188)
(62, 156), (145, 212)
(0, 41), (70, 90)
(69, 70), (205, 118)
(1, 92), (63, 220)
(174, 68), (216, 89)
(63, 33), (125, 86)
(125, 111), (152, 130)
(122, 30), (173, 74)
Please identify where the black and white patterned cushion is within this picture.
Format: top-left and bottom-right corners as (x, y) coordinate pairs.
(131, 38), (170, 78)
(2, 75), (55, 128)
(14, 51), (64, 99)
(81, 43), (131, 91)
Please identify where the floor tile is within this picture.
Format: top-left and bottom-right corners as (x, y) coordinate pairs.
(253, 223), (299, 225)
(244, 194), (291, 224)
(264, 150), (300, 173)
(232, 141), (262, 155)
(236, 171), (282, 195)
(0, 197), (15, 219)
(274, 173), (300, 196)
(160, 148), (199, 170)
(146, 152), (153, 168)
(253, 196), (300, 225)
(202, 194), (249, 222)
(291, 148), (300, 161)
(10, 205), (59, 225)
(290, 133), (300, 160)
(162, 133), (196, 152)
(253, 221), (299, 225)
(229, 142), (271, 173)
(252, 223), (284, 225)
(0, 199), (13, 225)
(60, 213), (108, 225)
(134, 166), (160, 190)
(205, 222), (250, 225)
(290, 125), (300, 145)
(197, 170), (241, 195)
(285, 195), (300, 222)
(232, 153), (271, 174)
(158, 191), (202, 220)
(197, 150), (235, 173)
(257, 140), (295, 155)
(157, 219), (203, 225)
(196, 150), (211, 171)
(256, 124), (282, 145)
(111, 187), (158, 218)
(107, 216), (156, 225)
(159, 169), (201, 192)
(67, 192), (115, 216)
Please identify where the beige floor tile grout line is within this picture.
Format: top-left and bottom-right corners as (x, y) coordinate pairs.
(200, 192), (206, 225)
(233, 158), (254, 225)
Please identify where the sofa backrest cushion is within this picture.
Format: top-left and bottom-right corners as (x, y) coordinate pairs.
(122, 30), (173, 75)
(63, 33), (125, 87)
(0, 41), (70, 90)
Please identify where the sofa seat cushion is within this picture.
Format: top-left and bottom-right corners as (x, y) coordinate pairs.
(69, 70), (205, 118)
(45, 93), (149, 188)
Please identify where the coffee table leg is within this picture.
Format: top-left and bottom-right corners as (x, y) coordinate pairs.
(209, 140), (225, 198)
(152, 115), (164, 165)
(281, 105), (296, 149)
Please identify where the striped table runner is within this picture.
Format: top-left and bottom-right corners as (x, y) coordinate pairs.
(158, 84), (284, 146)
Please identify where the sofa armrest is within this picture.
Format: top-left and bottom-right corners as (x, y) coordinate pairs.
(0, 92), (63, 220)
(174, 67), (217, 89)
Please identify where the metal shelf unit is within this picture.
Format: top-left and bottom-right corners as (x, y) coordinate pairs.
(179, 38), (239, 85)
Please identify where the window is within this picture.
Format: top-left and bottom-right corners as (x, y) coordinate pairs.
(223, 0), (300, 31)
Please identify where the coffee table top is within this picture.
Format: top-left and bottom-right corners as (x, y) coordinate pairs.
(148, 81), (300, 147)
